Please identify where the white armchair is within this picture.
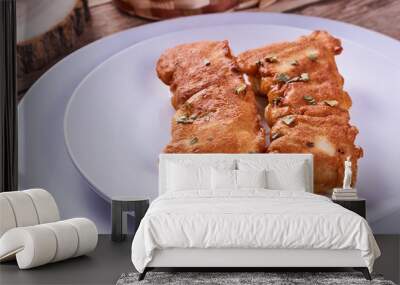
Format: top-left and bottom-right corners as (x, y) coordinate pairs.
(0, 189), (98, 269)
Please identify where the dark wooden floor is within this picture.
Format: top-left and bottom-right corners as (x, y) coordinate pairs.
(0, 235), (133, 285)
(0, 235), (399, 285)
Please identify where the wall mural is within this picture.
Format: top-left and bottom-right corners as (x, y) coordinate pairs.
(19, 23), (400, 234)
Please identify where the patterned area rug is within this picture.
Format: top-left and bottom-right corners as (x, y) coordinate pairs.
(117, 272), (396, 285)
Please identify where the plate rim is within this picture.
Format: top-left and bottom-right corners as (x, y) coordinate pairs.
(64, 22), (400, 201)
(19, 12), (400, 226)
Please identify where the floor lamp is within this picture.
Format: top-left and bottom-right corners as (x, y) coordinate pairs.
(0, 0), (18, 192)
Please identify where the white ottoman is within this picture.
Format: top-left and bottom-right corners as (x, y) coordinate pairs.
(0, 189), (98, 269)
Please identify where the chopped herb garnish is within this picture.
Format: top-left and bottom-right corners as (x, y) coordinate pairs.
(271, 132), (282, 140)
(286, 73), (310, 83)
(176, 118), (191, 124)
(308, 52), (318, 61)
(282, 115), (295, 125)
(176, 115), (195, 124)
(300, 73), (309, 81)
(278, 73), (309, 84)
(289, 60), (299, 66)
(190, 137), (199, 145)
(235, 84), (247, 95)
(276, 73), (290, 83)
(255, 60), (263, 67)
(323, 100), (338, 107)
(265, 56), (278, 63)
(303, 95), (316, 105)
(287, 76), (300, 83)
(203, 59), (211, 66)
(272, 96), (283, 106)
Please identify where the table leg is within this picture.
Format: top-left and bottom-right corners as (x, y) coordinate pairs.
(134, 201), (149, 235)
(111, 201), (125, 242)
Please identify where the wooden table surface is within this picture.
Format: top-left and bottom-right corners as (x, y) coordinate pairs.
(19, 0), (400, 95)
(85, 0), (400, 43)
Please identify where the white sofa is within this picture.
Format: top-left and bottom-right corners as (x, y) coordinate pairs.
(0, 189), (98, 269)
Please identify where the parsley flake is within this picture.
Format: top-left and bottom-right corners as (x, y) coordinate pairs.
(271, 132), (282, 140)
(303, 95), (316, 105)
(176, 115), (196, 124)
(308, 52), (318, 61)
(189, 137), (199, 145)
(323, 100), (339, 107)
(265, 56), (278, 63)
(276, 73), (290, 83)
(282, 115), (295, 125)
(235, 84), (247, 95)
(255, 60), (263, 67)
(300, 73), (310, 81)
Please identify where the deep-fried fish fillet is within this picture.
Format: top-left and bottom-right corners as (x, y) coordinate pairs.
(165, 82), (266, 153)
(237, 31), (351, 126)
(157, 41), (241, 110)
(268, 113), (363, 195)
(238, 31), (362, 195)
(157, 41), (266, 153)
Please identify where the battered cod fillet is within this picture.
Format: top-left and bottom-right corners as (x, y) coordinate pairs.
(158, 41), (242, 110)
(269, 113), (363, 195)
(237, 31), (351, 126)
(238, 31), (362, 195)
(157, 41), (266, 153)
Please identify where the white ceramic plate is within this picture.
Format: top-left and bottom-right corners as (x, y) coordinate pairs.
(64, 24), (400, 208)
(19, 13), (400, 233)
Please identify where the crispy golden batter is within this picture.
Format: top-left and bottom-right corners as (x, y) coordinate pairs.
(268, 114), (363, 195)
(265, 104), (350, 129)
(238, 31), (362, 195)
(157, 41), (240, 110)
(165, 82), (266, 153)
(157, 41), (266, 153)
(157, 34), (363, 195)
(238, 30), (342, 76)
(237, 30), (351, 126)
